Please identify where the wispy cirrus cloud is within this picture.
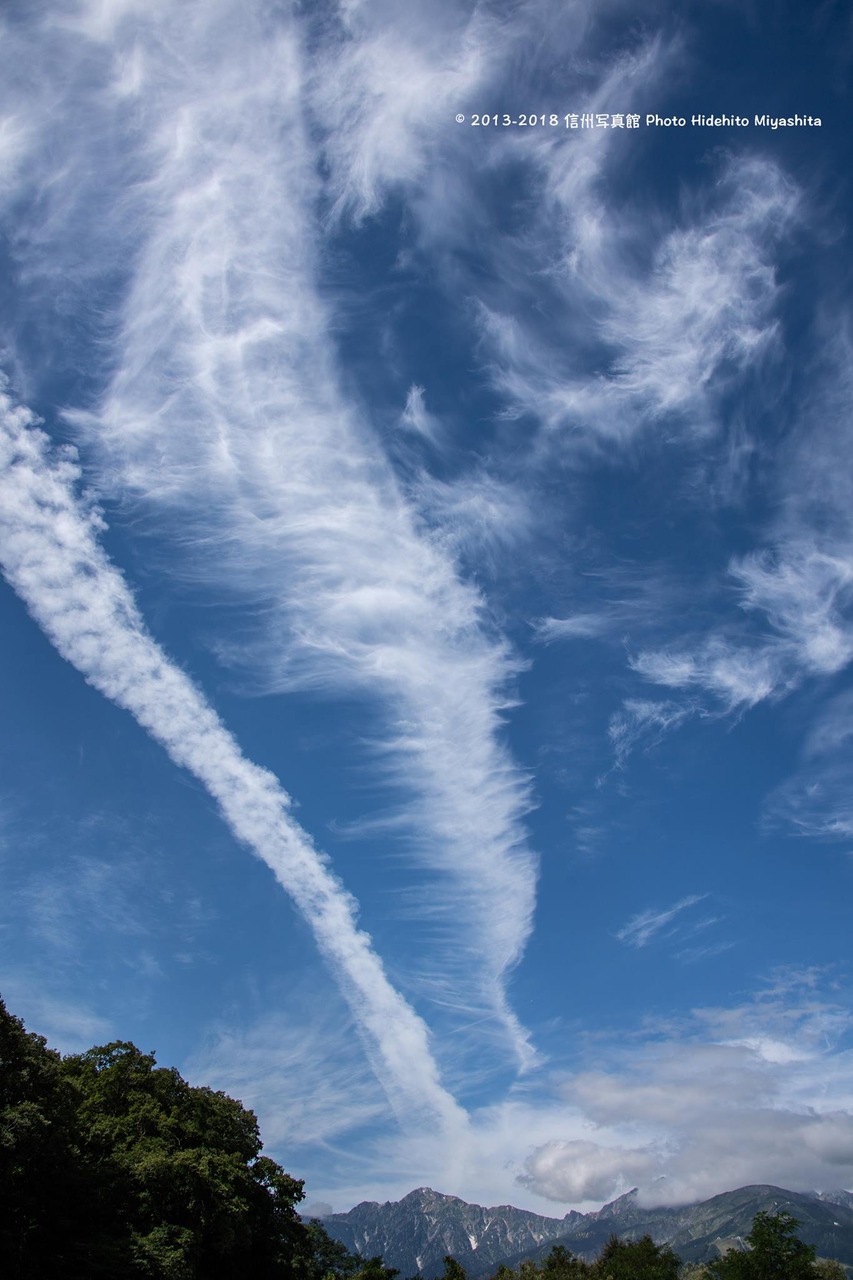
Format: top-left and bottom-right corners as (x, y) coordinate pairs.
(766, 688), (853, 843)
(630, 638), (784, 713)
(0, 0), (539, 1064)
(478, 107), (796, 455)
(629, 329), (853, 749)
(186, 1001), (390, 1153)
(536, 613), (614, 643)
(0, 384), (464, 1135)
(608, 699), (696, 767)
(306, 972), (853, 1212)
(615, 894), (707, 949)
(0, 973), (114, 1055)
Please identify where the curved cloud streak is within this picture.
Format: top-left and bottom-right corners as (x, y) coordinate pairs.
(1, 0), (537, 1062)
(0, 383), (465, 1135)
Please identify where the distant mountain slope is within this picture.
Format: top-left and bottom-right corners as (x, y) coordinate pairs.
(318, 1184), (853, 1277)
(506, 1184), (853, 1271)
(320, 1187), (580, 1277)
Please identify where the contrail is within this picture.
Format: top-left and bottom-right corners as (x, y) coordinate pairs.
(0, 0), (538, 1067)
(0, 383), (466, 1135)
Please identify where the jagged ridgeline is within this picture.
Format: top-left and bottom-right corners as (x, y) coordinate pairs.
(319, 1186), (853, 1278)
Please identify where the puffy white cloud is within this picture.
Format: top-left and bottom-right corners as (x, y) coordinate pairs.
(519, 1139), (658, 1203)
(516, 978), (853, 1207)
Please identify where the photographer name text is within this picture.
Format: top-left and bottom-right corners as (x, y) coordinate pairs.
(457, 112), (822, 130)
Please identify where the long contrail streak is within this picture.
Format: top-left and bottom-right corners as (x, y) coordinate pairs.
(0, 385), (466, 1135)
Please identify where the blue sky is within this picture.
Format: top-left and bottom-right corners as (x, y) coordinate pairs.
(2, 0), (853, 1216)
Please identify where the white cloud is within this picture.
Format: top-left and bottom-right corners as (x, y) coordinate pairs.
(519, 1139), (657, 1203)
(734, 544), (853, 678)
(186, 1004), (390, 1151)
(626, 333), (853, 738)
(400, 385), (441, 443)
(608, 699), (695, 766)
(0, 974), (114, 1054)
(596, 158), (795, 425)
(518, 977), (853, 1207)
(536, 614), (613, 643)
(481, 115), (795, 452)
(312, 0), (493, 222)
(631, 637), (785, 713)
(0, 0), (539, 1064)
(615, 894), (707, 949)
(765, 690), (853, 843)
(302, 975), (853, 1213)
(0, 383), (465, 1137)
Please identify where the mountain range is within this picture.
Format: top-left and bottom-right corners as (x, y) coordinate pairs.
(317, 1185), (853, 1277)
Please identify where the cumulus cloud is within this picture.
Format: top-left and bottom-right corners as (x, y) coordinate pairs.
(519, 1139), (657, 1203)
(516, 976), (853, 1207)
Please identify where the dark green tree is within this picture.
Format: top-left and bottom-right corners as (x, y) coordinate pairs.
(352, 1257), (400, 1280)
(541, 1243), (591, 1278)
(1, 996), (368, 1280)
(590, 1232), (680, 1280)
(302, 1218), (365, 1280)
(707, 1211), (818, 1280)
(0, 996), (95, 1277)
(60, 1038), (309, 1278)
(442, 1258), (468, 1280)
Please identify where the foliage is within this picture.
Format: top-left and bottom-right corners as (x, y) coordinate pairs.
(540, 1243), (592, 1279)
(303, 1218), (366, 1280)
(707, 1211), (819, 1280)
(813, 1261), (847, 1280)
(471, 1235), (680, 1280)
(589, 1233), (680, 1280)
(0, 996), (120, 1277)
(443, 1258), (469, 1280)
(0, 996), (372, 1280)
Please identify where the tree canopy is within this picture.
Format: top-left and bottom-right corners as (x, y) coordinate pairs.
(0, 996), (394, 1280)
(706, 1210), (822, 1280)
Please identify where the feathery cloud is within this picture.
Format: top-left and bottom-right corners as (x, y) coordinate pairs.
(0, 384), (464, 1135)
(616, 894), (707, 949)
(1, 0), (539, 1063)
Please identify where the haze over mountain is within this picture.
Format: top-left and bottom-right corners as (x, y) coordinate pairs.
(319, 1186), (853, 1277)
